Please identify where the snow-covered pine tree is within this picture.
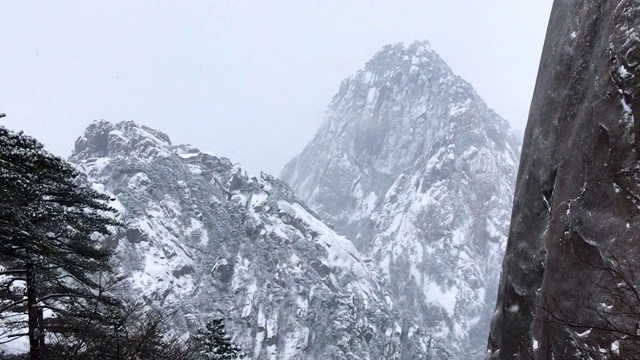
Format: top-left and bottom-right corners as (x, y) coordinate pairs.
(191, 319), (248, 360)
(0, 124), (120, 360)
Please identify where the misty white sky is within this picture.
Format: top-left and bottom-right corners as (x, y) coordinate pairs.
(0, 1), (552, 175)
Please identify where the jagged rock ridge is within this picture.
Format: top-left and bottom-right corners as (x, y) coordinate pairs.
(69, 120), (450, 359)
(488, 1), (640, 359)
(281, 41), (520, 359)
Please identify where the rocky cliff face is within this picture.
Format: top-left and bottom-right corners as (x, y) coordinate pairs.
(487, 1), (640, 359)
(69, 120), (447, 360)
(281, 41), (519, 359)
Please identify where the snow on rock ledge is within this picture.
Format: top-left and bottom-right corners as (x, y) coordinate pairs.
(68, 120), (441, 359)
(282, 40), (520, 359)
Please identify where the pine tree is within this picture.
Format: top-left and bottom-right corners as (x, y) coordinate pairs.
(0, 124), (120, 359)
(191, 319), (248, 360)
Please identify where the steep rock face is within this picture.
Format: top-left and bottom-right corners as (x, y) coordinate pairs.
(487, 1), (640, 359)
(69, 120), (445, 360)
(281, 42), (519, 358)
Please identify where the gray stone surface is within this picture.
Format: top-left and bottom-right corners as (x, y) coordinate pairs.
(487, 1), (640, 358)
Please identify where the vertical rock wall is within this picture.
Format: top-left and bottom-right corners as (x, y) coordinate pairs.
(488, 1), (640, 358)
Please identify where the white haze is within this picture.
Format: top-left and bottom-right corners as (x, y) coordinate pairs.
(0, 0), (552, 174)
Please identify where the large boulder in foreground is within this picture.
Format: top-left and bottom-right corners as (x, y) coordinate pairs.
(487, 1), (640, 359)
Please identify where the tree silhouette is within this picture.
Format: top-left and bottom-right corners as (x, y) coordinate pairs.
(536, 251), (640, 359)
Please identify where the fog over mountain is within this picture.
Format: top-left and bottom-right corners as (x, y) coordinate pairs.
(283, 40), (519, 359)
(3, 40), (521, 359)
(0, 1), (551, 175)
(0, 2), (565, 359)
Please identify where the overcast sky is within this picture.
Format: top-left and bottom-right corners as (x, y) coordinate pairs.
(0, 1), (552, 175)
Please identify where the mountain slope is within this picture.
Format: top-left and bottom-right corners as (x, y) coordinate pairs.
(281, 41), (520, 358)
(68, 120), (448, 360)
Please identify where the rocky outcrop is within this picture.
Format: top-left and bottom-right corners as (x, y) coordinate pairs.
(282, 41), (520, 359)
(487, 1), (640, 359)
(70, 120), (442, 360)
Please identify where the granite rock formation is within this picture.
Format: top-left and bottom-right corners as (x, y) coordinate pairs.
(69, 120), (443, 359)
(487, 1), (640, 358)
(282, 41), (520, 359)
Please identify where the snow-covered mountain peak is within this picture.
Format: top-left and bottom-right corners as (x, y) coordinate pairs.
(67, 120), (445, 359)
(72, 120), (173, 161)
(282, 41), (520, 359)
(363, 41), (434, 74)
(291, 40), (515, 193)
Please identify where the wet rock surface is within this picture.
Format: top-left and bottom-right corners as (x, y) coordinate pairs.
(487, 1), (640, 358)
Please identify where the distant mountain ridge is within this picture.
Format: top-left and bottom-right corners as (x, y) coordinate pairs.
(281, 40), (520, 358)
